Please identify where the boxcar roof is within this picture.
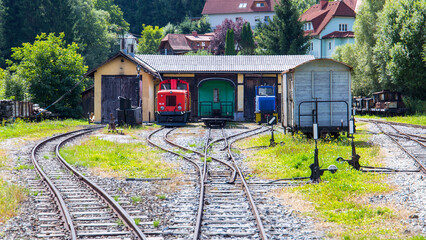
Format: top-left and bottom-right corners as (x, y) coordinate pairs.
(135, 55), (315, 73)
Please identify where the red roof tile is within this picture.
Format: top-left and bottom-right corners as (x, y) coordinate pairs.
(202, 0), (275, 15)
(300, 0), (356, 36)
(322, 31), (354, 39)
(158, 34), (214, 52)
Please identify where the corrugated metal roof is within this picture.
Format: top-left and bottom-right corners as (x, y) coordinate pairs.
(135, 55), (315, 73)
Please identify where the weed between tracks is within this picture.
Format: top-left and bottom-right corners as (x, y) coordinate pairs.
(0, 119), (90, 140)
(237, 123), (420, 239)
(0, 151), (27, 224)
(59, 136), (180, 179)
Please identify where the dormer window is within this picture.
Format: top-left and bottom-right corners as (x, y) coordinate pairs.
(256, 2), (265, 7)
(339, 24), (348, 32)
(239, 3), (247, 8)
(304, 22), (313, 31)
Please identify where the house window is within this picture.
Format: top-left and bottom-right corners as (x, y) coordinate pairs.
(256, 2), (265, 7)
(310, 42), (314, 51)
(236, 17), (242, 21)
(339, 24), (348, 32)
(213, 88), (219, 103)
(239, 3), (247, 8)
(202, 42), (205, 47)
(264, 16), (270, 23)
(255, 16), (260, 23)
(304, 22), (313, 31)
(329, 42), (332, 50)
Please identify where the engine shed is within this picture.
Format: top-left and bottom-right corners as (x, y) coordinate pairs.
(281, 59), (353, 134)
(85, 51), (317, 123)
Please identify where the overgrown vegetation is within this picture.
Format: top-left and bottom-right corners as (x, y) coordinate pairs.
(236, 123), (416, 238)
(356, 115), (426, 126)
(0, 119), (89, 140)
(60, 136), (179, 179)
(0, 178), (27, 224)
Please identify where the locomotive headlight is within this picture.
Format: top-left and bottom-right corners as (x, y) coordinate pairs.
(177, 106), (182, 110)
(160, 106), (165, 110)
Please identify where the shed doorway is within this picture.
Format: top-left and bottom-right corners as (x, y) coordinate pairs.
(101, 75), (139, 123)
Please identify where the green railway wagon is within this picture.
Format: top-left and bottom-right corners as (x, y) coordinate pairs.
(198, 78), (235, 127)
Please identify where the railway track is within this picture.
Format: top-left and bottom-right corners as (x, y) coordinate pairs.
(362, 119), (426, 173)
(147, 126), (274, 239)
(30, 127), (146, 240)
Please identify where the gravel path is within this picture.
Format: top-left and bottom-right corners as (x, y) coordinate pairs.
(368, 123), (426, 235)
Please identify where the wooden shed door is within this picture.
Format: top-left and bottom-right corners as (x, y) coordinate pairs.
(101, 75), (138, 123)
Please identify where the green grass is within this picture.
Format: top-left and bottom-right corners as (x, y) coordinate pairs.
(59, 136), (180, 179)
(13, 164), (34, 170)
(357, 114), (426, 126)
(131, 196), (142, 204)
(0, 118), (89, 140)
(156, 194), (167, 200)
(153, 220), (160, 227)
(0, 178), (27, 224)
(236, 123), (413, 238)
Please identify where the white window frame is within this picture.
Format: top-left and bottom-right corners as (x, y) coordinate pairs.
(239, 3), (247, 8)
(255, 16), (260, 22)
(329, 42), (332, 50)
(256, 2), (264, 7)
(339, 24), (348, 32)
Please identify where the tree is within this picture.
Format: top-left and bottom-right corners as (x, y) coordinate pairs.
(225, 29), (236, 55)
(176, 16), (211, 34)
(210, 18), (246, 54)
(5, 33), (87, 117)
(291, 0), (317, 14)
(374, 0), (425, 100)
(257, 0), (309, 55)
(163, 23), (178, 35)
(137, 24), (164, 54)
(239, 22), (255, 55)
(94, 0), (129, 34)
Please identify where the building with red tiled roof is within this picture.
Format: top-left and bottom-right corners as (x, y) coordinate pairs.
(202, 0), (276, 29)
(158, 32), (214, 55)
(300, 0), (357, 59)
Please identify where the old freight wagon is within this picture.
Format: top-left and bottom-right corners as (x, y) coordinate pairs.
(281, 59), (352, 135)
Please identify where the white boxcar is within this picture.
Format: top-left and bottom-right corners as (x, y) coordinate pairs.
(281, 59), (352, 135)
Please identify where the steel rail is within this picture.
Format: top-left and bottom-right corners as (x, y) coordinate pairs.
(30, 129), (89, 240)
(192, 128), (211, 240)
(164, 128), (237, 183)
(146, 127), (204, 240)
(209, 126), (264, 147)
(374, 122), (426, 174)
(223, 128), (268, 240)
(56, 129), (147, 240)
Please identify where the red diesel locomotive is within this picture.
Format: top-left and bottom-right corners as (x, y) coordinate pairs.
(156, 79), (191, 126)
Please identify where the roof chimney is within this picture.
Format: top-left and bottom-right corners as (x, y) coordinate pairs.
(320, 0), (328, 9)
(192, 31), (198, 37)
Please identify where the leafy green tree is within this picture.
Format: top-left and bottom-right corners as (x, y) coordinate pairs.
(163, 23), (178, 35)
(6, 33), (87, 117)
(374, 0), (425, 100)
(257, 0), (308, 55)
(177, 16), (211, 34)
(3, 72), (26, 100)
(224, 29), (236, 55)
(94, 0), (129, 33)
(291, 0), (317, 14)
(137, 24), (164, 54)
(239, 22), (255, 55)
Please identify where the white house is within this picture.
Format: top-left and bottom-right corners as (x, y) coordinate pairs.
(202, 0), (276, 29)
(300, 0), (358, 59)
